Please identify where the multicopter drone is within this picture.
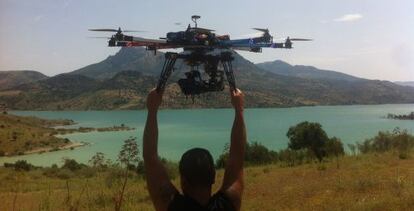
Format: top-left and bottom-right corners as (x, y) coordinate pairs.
(90, 15), (311, 96)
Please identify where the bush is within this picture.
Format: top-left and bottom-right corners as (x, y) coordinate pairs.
(56, 169), (74, 179)
(278, 149), (307, 166)
(14, 160), (33, 171)
(357, 129), (414, 154)
(245, 142), (278, 165)
(216, 142), (278, 168)
(43, 167), (60, 178)
(78, 167), (97, 178)
(62, 158), (85, 171)
(3, 162), (14, 168)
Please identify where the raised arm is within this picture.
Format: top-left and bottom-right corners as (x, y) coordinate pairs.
(143, 89), (177, 211)
(221, 88), (247, 210)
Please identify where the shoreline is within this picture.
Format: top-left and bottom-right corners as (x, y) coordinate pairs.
(8, 142), (88, 157)
(7, 103), (414, 112)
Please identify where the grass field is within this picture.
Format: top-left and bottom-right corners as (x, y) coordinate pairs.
(0, 151), (413, 211)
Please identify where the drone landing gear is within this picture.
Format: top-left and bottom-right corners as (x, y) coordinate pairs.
(220, 52), (236, 91)
(155, 51), (236, 97)
(156, 52), (178, 92)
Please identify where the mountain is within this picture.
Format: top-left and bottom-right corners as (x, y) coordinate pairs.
(0, 70), (48, 90)
(1, 47), (414, 110)
(256, 60), (362, 81)
(70, 48), (165, 79)
(394, 81), (414, 87)
(3, 74), (101, 110)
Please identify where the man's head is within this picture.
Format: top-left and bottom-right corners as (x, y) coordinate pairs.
(179, 148), (216, 191)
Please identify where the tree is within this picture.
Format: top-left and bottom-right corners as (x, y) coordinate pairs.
(287, 121), (329, 162)
(89, 152), (106, 169)
(325, 137), (345, 168)
(114, 137), (140, 211)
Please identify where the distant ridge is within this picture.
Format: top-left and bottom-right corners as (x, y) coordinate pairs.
(394, 81), (414, 87)
(0, 70), (48, 90)
(256, 60), (362, 81)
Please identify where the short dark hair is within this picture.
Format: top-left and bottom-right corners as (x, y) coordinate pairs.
(179, 148), (216, 187)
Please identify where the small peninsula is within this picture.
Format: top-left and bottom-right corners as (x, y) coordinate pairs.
(0, 113), (134, 156)
(387, 112), (414, 120)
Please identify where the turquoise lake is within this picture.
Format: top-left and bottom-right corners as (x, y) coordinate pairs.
(1, 104), (413, 166)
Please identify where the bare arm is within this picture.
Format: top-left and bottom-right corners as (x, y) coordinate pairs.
(221, 89), (246, 210)
(143, 89), (177, 211)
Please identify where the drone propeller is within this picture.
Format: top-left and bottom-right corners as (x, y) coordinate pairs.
(88, 27), (146, 33)
(282, 37), (312, 48)
(252, 28), (269, 33)
(89, 29), (118, 32)
(274, 37), (313, 42)
(251, 28), (273, 43)
(289, 38), (313, 41)
(87, 36), (111, 39)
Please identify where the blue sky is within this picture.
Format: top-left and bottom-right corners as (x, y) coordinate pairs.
(0, 0), (413, 81)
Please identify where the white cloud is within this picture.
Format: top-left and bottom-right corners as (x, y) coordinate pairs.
(334, 14), (363, 22)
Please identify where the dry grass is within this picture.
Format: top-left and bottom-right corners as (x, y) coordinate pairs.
(240, 152), (414, 211)
(0, 152), (413, 211)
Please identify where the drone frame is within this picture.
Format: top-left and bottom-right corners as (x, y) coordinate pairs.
(156, 51), (236, 94)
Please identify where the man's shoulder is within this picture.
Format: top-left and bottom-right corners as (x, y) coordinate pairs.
(208, 191), (237, 211)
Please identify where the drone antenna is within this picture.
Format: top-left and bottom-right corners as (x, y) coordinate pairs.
(191, 15), (201, 28)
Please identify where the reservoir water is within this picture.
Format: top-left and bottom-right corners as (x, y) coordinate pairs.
(1, 104), (413, 166)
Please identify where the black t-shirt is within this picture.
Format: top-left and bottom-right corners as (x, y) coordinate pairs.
(168, 191), (236, 211)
